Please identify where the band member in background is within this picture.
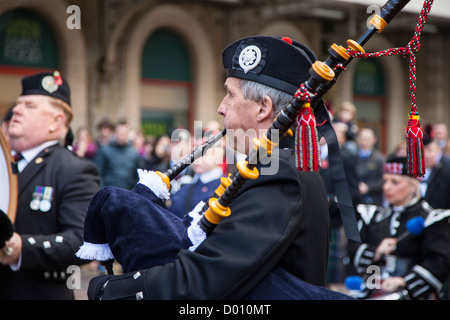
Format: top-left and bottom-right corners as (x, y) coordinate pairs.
(0, 71), (99, 300)
(348, 155), (450, 299)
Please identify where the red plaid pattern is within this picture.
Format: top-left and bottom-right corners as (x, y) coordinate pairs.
(384, 162), (404, 175)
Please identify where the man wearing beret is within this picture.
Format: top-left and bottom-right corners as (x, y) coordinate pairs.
(0, 71), (100, 299)
(87, 36), (357, 299)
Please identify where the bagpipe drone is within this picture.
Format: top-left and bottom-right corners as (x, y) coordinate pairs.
(76, 0), (434, 299)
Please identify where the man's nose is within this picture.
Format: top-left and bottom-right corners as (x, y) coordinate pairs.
(12, 103), (22, 115)
(217, 103), (225, 117)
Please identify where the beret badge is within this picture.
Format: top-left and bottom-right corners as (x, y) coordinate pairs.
(238, 45), (262, 74)
(41, 75), (59, 94)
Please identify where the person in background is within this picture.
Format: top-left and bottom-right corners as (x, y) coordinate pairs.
(356, 127), (386, 206)
(432, 122), (450, 155)
(168, 128), (195, 194)
(334, 101), (358, 153)
(95, 119), (115, 148)
(145, 135), (171, 173)
(140, 135), (156, 169)
(167, 129), (225, 218)
(72, 126), (97, 161)
(129, 127), (146, 157)
(0, 71), (99, 299)
(94, 119), (140, 190)
(348, 155), (450, 300)
(420, 136), (450, 209)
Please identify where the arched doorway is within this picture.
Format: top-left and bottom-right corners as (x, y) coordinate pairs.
(140, 28), (193, 137)
(352, 58), (387, 153)
(114, 5), (217, 134)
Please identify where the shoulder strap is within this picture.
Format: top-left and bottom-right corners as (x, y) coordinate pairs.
(424, 208), (450, 227)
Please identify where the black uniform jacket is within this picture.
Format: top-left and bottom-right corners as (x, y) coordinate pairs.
(424, 155), (450, 209)
(348, 199), (450, 298)
(0, 144), (99, 299)
(91, 148), (330, 300)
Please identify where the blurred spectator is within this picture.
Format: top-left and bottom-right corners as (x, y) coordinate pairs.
(167, 130), (225, 218)
(356, 127), (386, 206)
(333, 122), (361, 205)
(140, 135), (156, 168)
(72, 126), (97, 160)
(145, 135), (171, 172)
(169, 128), (195, 194)
(94, 119), (140, 190)
(129, 127), (146, 157)
(169, 128), (193, 165)
(95, 118), (115, 148)
(334, 101), (358, 153)
(420, 138), (450, 209)
(432, 122), (450, 155)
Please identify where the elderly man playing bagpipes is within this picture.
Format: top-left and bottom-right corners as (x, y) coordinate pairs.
(80, 0), (433, 300)
(81, 34), (357, 300)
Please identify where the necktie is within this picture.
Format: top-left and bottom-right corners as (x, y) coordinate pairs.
(12, 153), (24, 173)
(13, 153), (24, 162)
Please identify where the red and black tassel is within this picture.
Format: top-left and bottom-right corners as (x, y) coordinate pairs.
(295, 103), (321, 172)
(405, 111), (425, 177)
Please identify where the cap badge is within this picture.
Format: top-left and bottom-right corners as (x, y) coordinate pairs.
(239, 45), (261, 74)
(41, 75), (59, 94)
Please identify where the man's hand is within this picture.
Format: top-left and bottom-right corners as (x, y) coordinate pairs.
(0, 232), (22, 265)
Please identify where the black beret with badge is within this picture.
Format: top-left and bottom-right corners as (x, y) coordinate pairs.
(222, 36), (361, 243)
(20, 71), (71, 107)
(222, 35), (318, 95)
(20, 71), (74, 146)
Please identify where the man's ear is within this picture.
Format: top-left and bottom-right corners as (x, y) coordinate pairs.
(48, 111), (65, 133)
(256, 95), (273, 122)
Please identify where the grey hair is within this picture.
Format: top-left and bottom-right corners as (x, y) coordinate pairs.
(239, 79), (293, 119)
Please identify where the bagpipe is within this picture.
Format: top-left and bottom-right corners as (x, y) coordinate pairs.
(78, 0), (434, 299)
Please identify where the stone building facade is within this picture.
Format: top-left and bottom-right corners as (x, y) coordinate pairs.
(0, 0), (449, 153)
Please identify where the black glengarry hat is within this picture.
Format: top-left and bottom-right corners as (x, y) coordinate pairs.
(384, 155), (408, 176)
(20, 71), (71, 106)
(222, 36), (317, 95)
(222, 35), (361, 243)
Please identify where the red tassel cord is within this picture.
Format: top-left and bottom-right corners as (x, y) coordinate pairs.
(346, 0), (433, 177)
(295, 103), (321, 172)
